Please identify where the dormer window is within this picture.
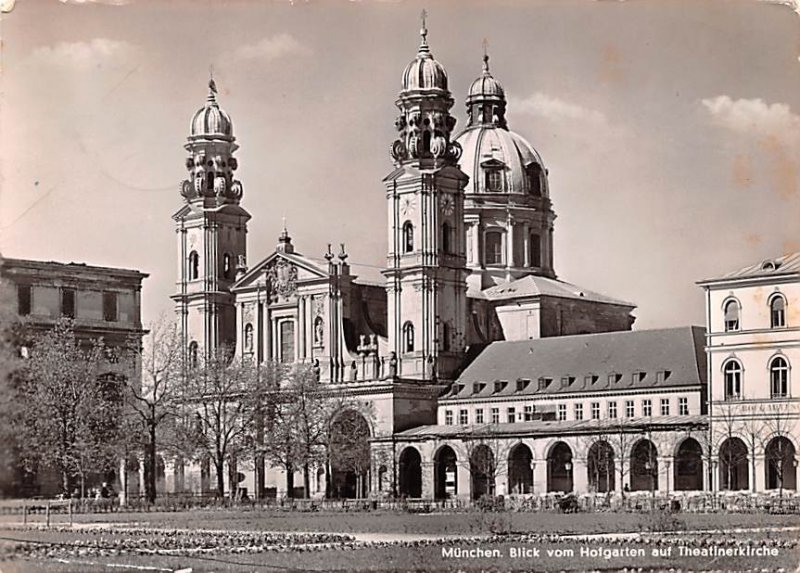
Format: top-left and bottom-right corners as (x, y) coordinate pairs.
(516, 378), (531, 392)
(485, 169), (503, 192)
(538, 377), (552, 391)
(608, 372), (623, 384)
(632, 371), (647, 383)
(656, 370), (672, 384)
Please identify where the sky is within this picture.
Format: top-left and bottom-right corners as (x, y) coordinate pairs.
(1, 0), (799, 330)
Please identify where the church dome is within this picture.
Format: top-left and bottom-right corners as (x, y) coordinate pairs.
(401, 25), (448, 92)
(455, 126), (546, 195)
(190, 80), (233, 139)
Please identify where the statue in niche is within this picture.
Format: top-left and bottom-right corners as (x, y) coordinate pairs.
(312, 359), (321, 382)
(350, 360), (358, 382)
(314, 317), (324, 347)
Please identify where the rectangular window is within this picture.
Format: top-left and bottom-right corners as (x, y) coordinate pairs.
(279, 320), (295, 363)
(459, 409), (468, 425)
(476, 409), (484, 424)
(574, 403), (583, 421)
(642, 399), (652, 417)
(524, 404), (534, 421)
(506, 407), (516, 424)
(660, 398), (670, 416)
(608, 401), (618, 419)
(444, 410), (453, 425)
(103, 292), (117, 322)
(678, 397), (689, 416)
(557, 404), (567, 421)
(591, 402), (600, 420)
(625, 400), (635, 418)
(61, 288), (76, 319)
(17, 285), (31, 316)
(490, 408), (500, 424)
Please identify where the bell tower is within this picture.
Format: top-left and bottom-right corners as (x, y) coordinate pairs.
(172, 79), (250, 361)
(383, 16), (469, 382)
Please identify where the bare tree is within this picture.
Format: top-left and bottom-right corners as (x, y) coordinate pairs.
(15, 319), (123, 496)
(123, 318), (183, 503)
(599, 422), (641, 498)
(761, 402), (798, 500)
(712, 402), (750, 491)
(183, 347), (259, 498)
(461, 425), (511, 500)
(327, 402), (375, 499)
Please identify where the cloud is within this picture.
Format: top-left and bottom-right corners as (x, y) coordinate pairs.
(701, 96), (800, 145)
(702, 96), (800, 201)
(30, 38), (133, 69)
(233, 33), (311, 62)
(510, 92), (608, 126)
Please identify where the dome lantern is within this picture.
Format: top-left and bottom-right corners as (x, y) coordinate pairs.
(466, 51), (507, 129)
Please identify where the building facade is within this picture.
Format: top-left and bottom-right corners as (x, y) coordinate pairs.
(699, 253), (800, 493)
(165, 23), (792, 501)
(0, 255), (148, 496)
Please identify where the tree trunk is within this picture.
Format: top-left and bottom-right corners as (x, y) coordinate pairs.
(286, 464), (295, 499)
(215, 460), (226, 498)
(145, 425), (157, 503)
(303, 462), (310, 498)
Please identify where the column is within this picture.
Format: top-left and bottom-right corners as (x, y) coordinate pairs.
(533, 460), (547, 493)
(522, 224), (530, 267)
(457, 463), (471, 502)
(572, 458), (588, 493)
(118, 458), (128, 506)
(753, 454), (766, 492)
(505, 214), (515, 272)
(421, 461), (435, 499)
(661, 456), (674, 494)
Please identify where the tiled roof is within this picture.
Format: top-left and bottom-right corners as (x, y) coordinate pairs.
(395, 415), (707, 438)
(699, 252), (800, 283)
(448, 326), (706, 400)
(477, 275), (634, 307)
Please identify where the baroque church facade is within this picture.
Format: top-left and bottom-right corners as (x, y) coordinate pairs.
(170, 24), (797, 500)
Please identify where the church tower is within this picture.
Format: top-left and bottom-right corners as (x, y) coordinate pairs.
(455, 51), (557, 291)
(383, 17), (469, 381)
(172, 80), (250, 362)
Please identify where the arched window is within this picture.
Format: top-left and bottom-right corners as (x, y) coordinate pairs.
(441, 222), (451, 254)
(770, 295), (786, 328)
(771, 356), (789, 398)
(244, 323), (254, 353)
(206, 171), (215, 194)
(403, 321), (415, 353)
(188, 251), (200, 280)
(188, 341), (199, 369)
(724, 299), (740, 332)
(485, 169), (502, 192)
(402, 221), (414, 253)
(485, 231), (503, 265)
(223, 253), (232, 279)
(530, 233), (542, 268)
(723, 360), (742, 400)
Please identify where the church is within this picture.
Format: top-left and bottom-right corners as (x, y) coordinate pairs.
(169, 22), (797, 500)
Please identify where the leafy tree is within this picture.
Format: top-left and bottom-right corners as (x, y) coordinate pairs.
(16, 319), (123, 496)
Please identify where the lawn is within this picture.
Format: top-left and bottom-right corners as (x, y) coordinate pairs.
(1, 509), (798, 572)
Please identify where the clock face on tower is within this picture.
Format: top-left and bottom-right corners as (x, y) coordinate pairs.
(400, 196), (417, 217)
(439, 193), (455, 216)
